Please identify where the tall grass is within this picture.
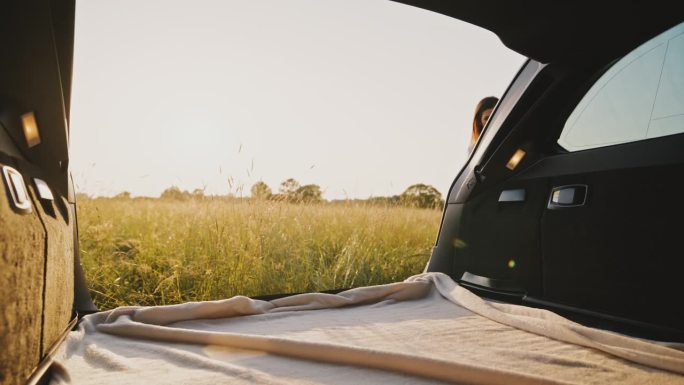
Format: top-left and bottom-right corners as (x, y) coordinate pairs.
(78, 197), (441, 309)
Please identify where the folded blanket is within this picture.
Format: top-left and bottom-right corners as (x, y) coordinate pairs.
(51, 273), (684, 385)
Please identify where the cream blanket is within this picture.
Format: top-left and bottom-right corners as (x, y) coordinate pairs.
(51, 273), (684, 385)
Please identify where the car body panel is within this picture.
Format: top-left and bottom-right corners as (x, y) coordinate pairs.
(1, 1), (80, 384)
(392, 1), (682, 63)
(427, 18), (684, 339)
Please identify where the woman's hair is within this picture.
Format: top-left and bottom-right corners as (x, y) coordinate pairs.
(471, 96), (499, 145)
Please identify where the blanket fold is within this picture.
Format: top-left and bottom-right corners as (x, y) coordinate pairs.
(53, 273), (684, 385)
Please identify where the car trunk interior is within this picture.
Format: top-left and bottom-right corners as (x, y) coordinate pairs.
(427, 38), (684, 341)
(1, 1), (683, 384)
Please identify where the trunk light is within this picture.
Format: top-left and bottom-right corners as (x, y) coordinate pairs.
(21, 111), (41, 147)
(506, 149), (526, 170)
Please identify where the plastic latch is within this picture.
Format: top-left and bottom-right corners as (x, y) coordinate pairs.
(2, 165), (32, 214)
(33, 178), (54, 201)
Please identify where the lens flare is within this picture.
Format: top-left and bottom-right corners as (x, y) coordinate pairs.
(452, 238), (468, 249)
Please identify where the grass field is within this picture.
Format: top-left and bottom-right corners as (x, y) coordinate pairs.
(78, 197), (441, 309)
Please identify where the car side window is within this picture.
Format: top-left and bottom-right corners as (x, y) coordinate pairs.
(558, 22), (684, 152)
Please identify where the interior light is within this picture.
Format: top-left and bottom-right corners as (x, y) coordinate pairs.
(21, 111), (41, 148)
(505, 149), (526, 170)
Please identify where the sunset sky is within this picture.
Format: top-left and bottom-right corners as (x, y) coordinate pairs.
(69, 0), (524, 199)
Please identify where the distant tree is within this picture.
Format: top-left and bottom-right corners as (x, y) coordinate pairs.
(294, 184), (323, 203)
(192, 188), (205, 199)
(400, 184), (443, 209)
(160, 186), (190, 200)
(279, 178), (300, 197)
(114, 191), (131, 199)
(250, 181), (272, 200)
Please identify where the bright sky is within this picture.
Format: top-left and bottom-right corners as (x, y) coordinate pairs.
(70, 0), (524, 200)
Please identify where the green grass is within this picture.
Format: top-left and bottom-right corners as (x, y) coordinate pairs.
(78, 197), (441, 309)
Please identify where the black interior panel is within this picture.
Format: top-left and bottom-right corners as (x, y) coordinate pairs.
(427, 203), (464, 277)
(431, 41), (684, 339)
(392, 1), (680, 63)
(539, 164), (684, 330)
(458, 178), (547, 296)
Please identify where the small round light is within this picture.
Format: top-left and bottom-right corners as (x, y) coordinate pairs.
(452, 238), (467, 249)
(507, 259), (516, 269)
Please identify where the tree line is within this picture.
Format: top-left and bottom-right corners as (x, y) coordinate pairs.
(106, 179), (444, 210)
(248, 179), (444, 209)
